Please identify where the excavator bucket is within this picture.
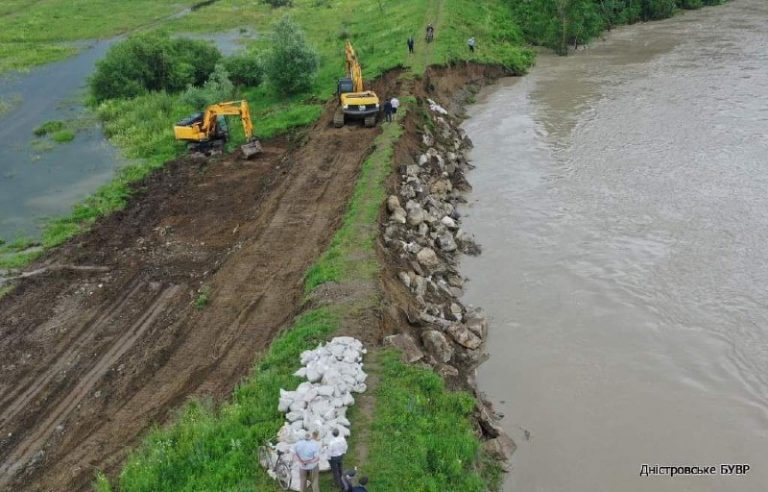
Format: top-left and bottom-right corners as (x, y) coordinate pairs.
(241, 139), (263, 159)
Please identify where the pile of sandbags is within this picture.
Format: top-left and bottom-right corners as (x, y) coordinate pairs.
(272, 337), (367, 490)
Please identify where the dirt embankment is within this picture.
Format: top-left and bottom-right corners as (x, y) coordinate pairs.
(0, 72), (403, 492)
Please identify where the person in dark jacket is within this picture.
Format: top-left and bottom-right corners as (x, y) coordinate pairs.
(383, 98), (393, 123)
(407, 36), (414, 54)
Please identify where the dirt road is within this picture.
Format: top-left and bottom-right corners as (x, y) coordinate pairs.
(0, 93), (388, 490)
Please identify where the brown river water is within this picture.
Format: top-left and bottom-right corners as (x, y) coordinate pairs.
(461, 1), (768, 490)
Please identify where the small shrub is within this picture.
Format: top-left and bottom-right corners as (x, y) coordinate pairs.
(264, 16), (319, 95)
(195, 287), (211, 309)
(33, 120), (65, 136)
(52, 129), (76, 143)
(222, 53), (264, 87)
(181, 63), (235, 108)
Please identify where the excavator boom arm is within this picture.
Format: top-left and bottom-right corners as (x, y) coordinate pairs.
(201, 100), (253, 139)
(345, 41), (365, 93)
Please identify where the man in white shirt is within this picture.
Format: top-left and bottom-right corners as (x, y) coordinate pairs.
(328, 428), (348, 490)
(390, 97), (400, 115)
(294, 431), (321, 492)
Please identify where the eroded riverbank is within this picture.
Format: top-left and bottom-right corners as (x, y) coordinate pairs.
(462, 0), (768, 490)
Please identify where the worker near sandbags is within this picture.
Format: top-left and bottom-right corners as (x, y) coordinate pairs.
(328, 428), (348, 490)
(295, 432), (321, 492)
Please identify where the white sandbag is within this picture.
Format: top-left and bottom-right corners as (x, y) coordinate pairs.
(293, 367), (307, 378)
(316, 385), (334, 397)
(289, 400), (306, 412)
(286, 410), (303, 423)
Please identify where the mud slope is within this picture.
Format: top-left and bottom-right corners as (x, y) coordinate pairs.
(0, 86), (393, 490)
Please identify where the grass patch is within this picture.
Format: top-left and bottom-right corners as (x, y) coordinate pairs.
(367, 350), (501, 491)
(116, 307), (340, 491)
(194, 287), (211, 310)
(0, 285), (14, 300)
(0, 0), (201, 74)
(51, 129), (76, 143)
(0, 250), (43, 270)
(33, 120), (66, 136)
(304, 107), (406, 291)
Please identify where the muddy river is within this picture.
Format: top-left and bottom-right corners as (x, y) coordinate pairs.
(462, 1), (768, 491)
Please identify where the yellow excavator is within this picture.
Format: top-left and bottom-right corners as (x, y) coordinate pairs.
(173, 100), (262, 158)
(334, 41), (380, 128)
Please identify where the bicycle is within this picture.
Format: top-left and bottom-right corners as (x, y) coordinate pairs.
(258, 441), (292, 490)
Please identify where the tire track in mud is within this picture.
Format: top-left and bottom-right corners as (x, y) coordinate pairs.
(0, 285), (180, 487)
(0, 278), (146, 427)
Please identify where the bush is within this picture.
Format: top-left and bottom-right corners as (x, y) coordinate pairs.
(33, 120), (65, 136)
(89, 33), (221, 102)
(223, 53), (264, 87)
(264, 16), (319, 95)
(181, 63), (235, 109)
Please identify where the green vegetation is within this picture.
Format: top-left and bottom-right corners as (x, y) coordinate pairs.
(194, 287), (212, 310)
(0, 0), (200, 74)
(89, 33), (221, 102)
(33, 120), (66, 137)
(0, 238), (42, 269)
(510, 0), (729, 54)
(367, 350), (502, 491)
(264, 17), (319, 95)
(51, 130), (76, 143)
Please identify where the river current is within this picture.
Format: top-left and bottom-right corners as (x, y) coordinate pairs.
(462, 1), (768, 490)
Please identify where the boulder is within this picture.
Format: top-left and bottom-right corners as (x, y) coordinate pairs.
(436, 232), (457, 252)
(449, 303), (463, 321)
(483, 434), (517, 465)
(416, 248), (439, 268)
(384, 334), (424, 364)
(412, 275), (427, 297)
(421, 330), (453, 363)
(465, 316), (488, 339)
(437, 364), (459, 378)
(447, 324), (482, 350)
(390, 207), (406, 224)
(398, 271), (411, 288)
(441, 216), (458, 230)
(386, 195), (401, 213)
(407, 206), (426, 227)
(430, 179), (453, 195)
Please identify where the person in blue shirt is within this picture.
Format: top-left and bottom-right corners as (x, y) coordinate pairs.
(294, 432), (320, 492)
(342, 469), (369, 492)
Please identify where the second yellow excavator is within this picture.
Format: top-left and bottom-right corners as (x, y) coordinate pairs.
(334, 41), (380, 128)
(173, 100), (262, 158)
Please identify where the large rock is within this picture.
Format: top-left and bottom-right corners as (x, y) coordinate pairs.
(441, 216), (458, 230)
(384, 334), (424, 364)
(407, 205), (426, 226)
(416, 248), (439, 268)
(398, 271), (411, 288)
(436, 232), (457, 252)
(386, 195), (401, 213)
(412, 275), (427, 297)
(465, 315), (488, 339)
(447, 324), (482, 349)
(430, 179), (453, 195)
(483, 434), (517, 467)
(390, 207), (406, 224)
(421, 330), (453, 363)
